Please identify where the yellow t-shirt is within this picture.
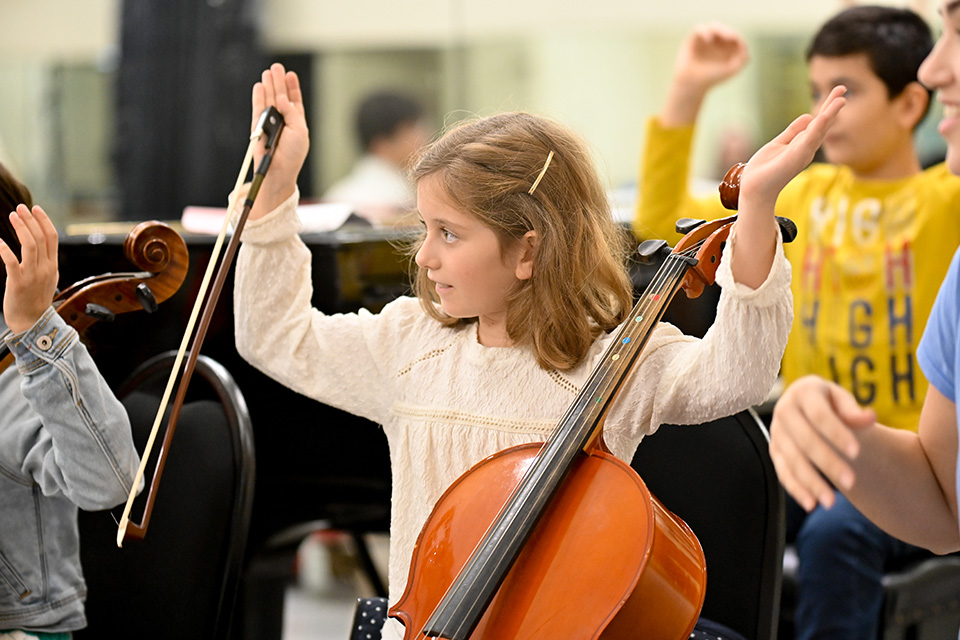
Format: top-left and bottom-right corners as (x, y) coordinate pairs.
(634, 118), (960, 430)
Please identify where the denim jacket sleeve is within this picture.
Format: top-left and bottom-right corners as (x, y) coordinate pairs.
(1, 307), (140, 510)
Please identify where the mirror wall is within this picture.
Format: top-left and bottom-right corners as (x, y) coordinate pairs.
(0, 0), (943, 229)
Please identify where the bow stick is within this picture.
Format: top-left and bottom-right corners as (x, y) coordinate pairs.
(116, 106), (285, 547)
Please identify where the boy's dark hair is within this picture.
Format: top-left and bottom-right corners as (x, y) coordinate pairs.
(807, 5), (933, 107)
(356, 91), (424, 152)
(0, 162), (33, 259)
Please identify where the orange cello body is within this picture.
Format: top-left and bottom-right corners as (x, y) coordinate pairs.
(391, 442), (707, 639)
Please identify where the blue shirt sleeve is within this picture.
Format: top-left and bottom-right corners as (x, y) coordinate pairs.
(918, 247), (960, 403)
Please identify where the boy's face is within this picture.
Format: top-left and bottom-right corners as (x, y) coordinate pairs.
(808, 53), (912, 177)
(919, 1), (960, 175)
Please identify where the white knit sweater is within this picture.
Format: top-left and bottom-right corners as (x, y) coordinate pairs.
(234, 190), (792, 640)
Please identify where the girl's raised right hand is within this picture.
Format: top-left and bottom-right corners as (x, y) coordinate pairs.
(247, 63), (311, 221)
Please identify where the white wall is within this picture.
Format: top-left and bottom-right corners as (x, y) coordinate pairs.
(0, 0), (119, 61)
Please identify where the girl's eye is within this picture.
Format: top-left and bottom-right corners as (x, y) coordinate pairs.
(441, 229), (457, 243)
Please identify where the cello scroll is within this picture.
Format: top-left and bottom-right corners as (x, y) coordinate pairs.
(0, 221), (188, 374)
(53, 222), (188, 334)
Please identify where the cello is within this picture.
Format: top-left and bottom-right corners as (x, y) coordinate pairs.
(391, 163), (794, 639)
(0, 220), (188, 373)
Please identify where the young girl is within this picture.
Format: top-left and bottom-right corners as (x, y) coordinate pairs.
(234, 64), (845, 639)
(0, 169), (140, 639)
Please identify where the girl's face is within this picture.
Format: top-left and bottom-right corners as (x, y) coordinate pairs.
(414, 173), (534, 347)
(919, 0), (960, 175)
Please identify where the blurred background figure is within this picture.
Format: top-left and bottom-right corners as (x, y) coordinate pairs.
(323, 90), (429, 225)
(712, 125), (756, 180)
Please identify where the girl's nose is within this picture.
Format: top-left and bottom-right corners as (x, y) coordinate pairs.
(415, 238), (435, 269)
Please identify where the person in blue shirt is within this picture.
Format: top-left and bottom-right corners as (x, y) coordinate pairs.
(770, 0), (960, 568)
(0, 165), (140, 640)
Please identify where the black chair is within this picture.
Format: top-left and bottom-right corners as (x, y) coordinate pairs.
(879, 555), (960, 639)
(630, 408), (785, 640)
(75, 351), (255, 640)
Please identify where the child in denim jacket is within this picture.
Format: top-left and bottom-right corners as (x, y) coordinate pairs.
(0, 166), (140, 639)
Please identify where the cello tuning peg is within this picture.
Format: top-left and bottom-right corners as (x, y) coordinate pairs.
(636, 239), (670, 264)
(776, 216), (798, 244)
(675, 218), (705, 235)
(136, 283), (159, 313)
(85, 304), (116, 322)
(719, 162), (745, 210)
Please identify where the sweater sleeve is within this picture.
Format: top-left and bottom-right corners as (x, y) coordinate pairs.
(233, 190), (406, 425)
(633, 117), (731, 242)
(605, 228), (792, 454)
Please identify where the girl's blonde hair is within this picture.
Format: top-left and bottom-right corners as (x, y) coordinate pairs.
(410, 112), (633, 371)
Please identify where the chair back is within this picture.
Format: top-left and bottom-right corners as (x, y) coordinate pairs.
(630, 408), (785, 640)
(75, 351), (255, 640)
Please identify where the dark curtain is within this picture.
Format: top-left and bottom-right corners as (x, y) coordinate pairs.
(114, 0), (267, 221)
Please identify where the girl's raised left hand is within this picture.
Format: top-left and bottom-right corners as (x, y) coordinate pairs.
(727, 85), (845, 288)
(739, 85), (846, 217)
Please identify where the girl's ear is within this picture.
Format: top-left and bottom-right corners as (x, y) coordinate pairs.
(515, 230), (538, 280)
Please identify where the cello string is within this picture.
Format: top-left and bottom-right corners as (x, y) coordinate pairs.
(438, 254), (695, 638)
(428, 241), (704, 638)
(576, 241), (700, 406)
(498, 242), (701, 524)
(114, 131), (261, 548)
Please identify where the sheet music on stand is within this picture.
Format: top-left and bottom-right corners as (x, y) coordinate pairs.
(181, 202), (369, 235)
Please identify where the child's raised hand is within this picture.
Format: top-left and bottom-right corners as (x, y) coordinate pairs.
(769, 375), (877, 512)
(723, 85), (844, 288)
(738, 85), (846, 216)
(0, 205), (59, 334)
(672, 23), (750, 93)
(248, 63), (311, 221)
(661, 23), (749, 127)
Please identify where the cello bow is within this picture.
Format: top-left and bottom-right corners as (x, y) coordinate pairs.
(115, 106), (285, 547)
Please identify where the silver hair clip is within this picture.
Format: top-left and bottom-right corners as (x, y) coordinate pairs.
(528, 151), (554, 195)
